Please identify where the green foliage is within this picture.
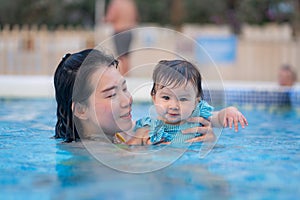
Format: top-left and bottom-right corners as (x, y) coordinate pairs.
(183, 0), (227, 24)
(237, 0), (295, 25)
(0, 0), (95, 29)
(135, 0), (170, 25)
(0, 0), (296, 29)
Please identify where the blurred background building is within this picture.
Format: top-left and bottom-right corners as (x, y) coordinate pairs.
(0, 0), (299, 82)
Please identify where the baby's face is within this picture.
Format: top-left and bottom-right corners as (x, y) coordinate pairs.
(152, 81), (199, 125)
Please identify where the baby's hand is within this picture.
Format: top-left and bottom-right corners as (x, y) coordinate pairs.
(222, 106), (248, 132)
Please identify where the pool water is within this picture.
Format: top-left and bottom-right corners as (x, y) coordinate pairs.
(1, 99), (300, 199)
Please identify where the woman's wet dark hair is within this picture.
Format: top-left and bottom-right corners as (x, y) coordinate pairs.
(150, 60), (203, 99)
(54, 49), (117, 142)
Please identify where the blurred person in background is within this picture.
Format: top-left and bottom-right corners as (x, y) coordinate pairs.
(278, 64), (297, 87)
(105, 0), (138, 76)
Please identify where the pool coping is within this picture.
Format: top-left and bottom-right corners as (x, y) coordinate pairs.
(0, 75), (299, 105)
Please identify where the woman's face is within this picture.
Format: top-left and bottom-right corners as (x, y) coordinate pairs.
(84, 67), (133, 138)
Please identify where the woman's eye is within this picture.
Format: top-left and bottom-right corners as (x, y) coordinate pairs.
(180, 98), (188, 101)
(106, 93), (116, 98)
(123, 87), (127, 92)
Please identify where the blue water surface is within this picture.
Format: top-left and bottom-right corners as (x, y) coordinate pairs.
(1, 99), (300, 200)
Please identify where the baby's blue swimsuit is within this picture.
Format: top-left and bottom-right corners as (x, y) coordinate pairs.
(134, 100), (214, 144)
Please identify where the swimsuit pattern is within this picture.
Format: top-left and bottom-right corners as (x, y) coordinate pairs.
(134, 100), (214, 144)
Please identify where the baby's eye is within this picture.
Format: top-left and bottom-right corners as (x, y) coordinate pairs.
(123, 87), (127, 92)
(162, 96), (170, 100)
(180, 98), (188, 101)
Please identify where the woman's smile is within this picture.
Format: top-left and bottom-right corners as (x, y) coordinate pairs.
(120, 110), (132, 120)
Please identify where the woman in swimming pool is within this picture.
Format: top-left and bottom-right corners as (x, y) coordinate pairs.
(53, 48), (247, 144)
(54, 48), (133, 142)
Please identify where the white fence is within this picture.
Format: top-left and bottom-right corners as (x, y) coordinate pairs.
(0, 24), (299, 82)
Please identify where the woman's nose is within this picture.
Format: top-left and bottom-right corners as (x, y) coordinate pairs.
(120, 91), (132, 108)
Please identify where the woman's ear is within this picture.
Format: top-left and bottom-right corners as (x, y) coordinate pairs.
(73, 102), (88, 120)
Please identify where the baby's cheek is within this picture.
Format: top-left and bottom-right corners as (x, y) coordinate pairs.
(155, 104), (165, 115)
(184, 106), (195, 118)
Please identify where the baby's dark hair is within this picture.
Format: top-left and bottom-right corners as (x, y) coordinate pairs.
(54, 49), (117, 142)
(151, 60), (203, 99)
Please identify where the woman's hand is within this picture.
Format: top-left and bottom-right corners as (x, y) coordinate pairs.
(125, 127), (151, 145)
(183, 117), (216, 143)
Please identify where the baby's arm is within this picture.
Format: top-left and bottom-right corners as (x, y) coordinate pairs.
(211, 106), (248, 132)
